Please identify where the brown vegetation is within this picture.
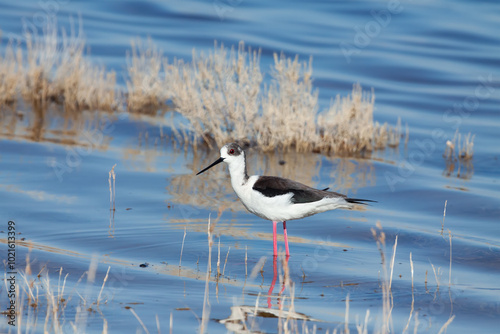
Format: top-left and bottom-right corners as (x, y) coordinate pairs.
(443, 130), (475, 178)
(160, 45), (402, 156)
(0, 23), (117, 112)
(1, 21), (403, 156)
(3, 218), (458, 333)
(444, 130), (475, 161)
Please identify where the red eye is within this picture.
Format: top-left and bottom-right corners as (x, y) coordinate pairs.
(229, 149), (235, 154)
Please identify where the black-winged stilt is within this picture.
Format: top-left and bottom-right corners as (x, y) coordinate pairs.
(196, 142), (375, 257)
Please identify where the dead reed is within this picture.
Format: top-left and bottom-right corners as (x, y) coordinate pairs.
(8, 254), (110, 333)
(179, 226), (187, 268)
(371, 222), (396, 333)
(108, 164), (116, 212)
(444, 130), (475, 161)
(1, 19), (404, 156)
(126, 38), (165, 113)
(402, 252), (415, 333)
(441, 200), (448, 235)
(443, 130), (475, 178)
(200, 215), (215, 333)
(0, 21), (117, 112)
(162, 43), (402, 155)
(129, 308), (150, 334)
(0, 31), (21, 107)
(164, 41), (263, 149)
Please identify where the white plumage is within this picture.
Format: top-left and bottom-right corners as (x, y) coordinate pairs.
(197, 142), (374, 256)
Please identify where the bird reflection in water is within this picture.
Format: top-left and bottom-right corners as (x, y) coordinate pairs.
(267, 254), (289, 309)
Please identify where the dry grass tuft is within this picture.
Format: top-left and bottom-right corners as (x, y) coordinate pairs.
(317, 85), (401, 155)
(1, 19), (403, 156)
(162, 43), (401, 155)
(8, 254), (110, 333)
(165, 41), (263, 149)
(257, 54), (317, 152)
(0, 21), (117, 113)
(124, 38), (402, 155)
(126, 38), (165, 113)
(443, 130), (475, 178)
(0, 31), (22, 107)
(444, 130), (475, 161)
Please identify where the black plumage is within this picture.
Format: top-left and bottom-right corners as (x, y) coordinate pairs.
(252, 176), (375, 205)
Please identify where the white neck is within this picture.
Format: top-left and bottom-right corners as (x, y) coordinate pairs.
(228, 156), (248, 187)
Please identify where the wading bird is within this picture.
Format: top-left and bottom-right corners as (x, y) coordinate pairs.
(197, 142), (375, 257)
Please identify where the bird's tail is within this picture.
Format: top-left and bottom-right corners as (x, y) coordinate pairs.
(346, 198), (377, 205)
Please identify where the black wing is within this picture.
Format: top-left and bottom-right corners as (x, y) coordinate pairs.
(252, 176), (348, 204)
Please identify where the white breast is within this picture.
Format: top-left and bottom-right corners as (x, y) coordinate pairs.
(230, 175), (350, 222)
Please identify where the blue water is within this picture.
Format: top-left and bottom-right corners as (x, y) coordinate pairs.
(1, 0), (499, 333)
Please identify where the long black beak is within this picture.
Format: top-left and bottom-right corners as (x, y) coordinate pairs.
(196, 157), (225, 175)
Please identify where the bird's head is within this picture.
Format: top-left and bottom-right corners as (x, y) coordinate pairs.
(196, 142), (245, 175)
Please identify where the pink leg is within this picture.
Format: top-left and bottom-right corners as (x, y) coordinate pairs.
(267, 255), (278, 308)
(283, 221), (290, 257)
(272, 221), (278, 257)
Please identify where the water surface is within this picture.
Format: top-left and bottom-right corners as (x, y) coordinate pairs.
(1, 0), (499, 333)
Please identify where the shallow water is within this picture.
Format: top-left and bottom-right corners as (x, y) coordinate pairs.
(1, 0), (500, 333)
